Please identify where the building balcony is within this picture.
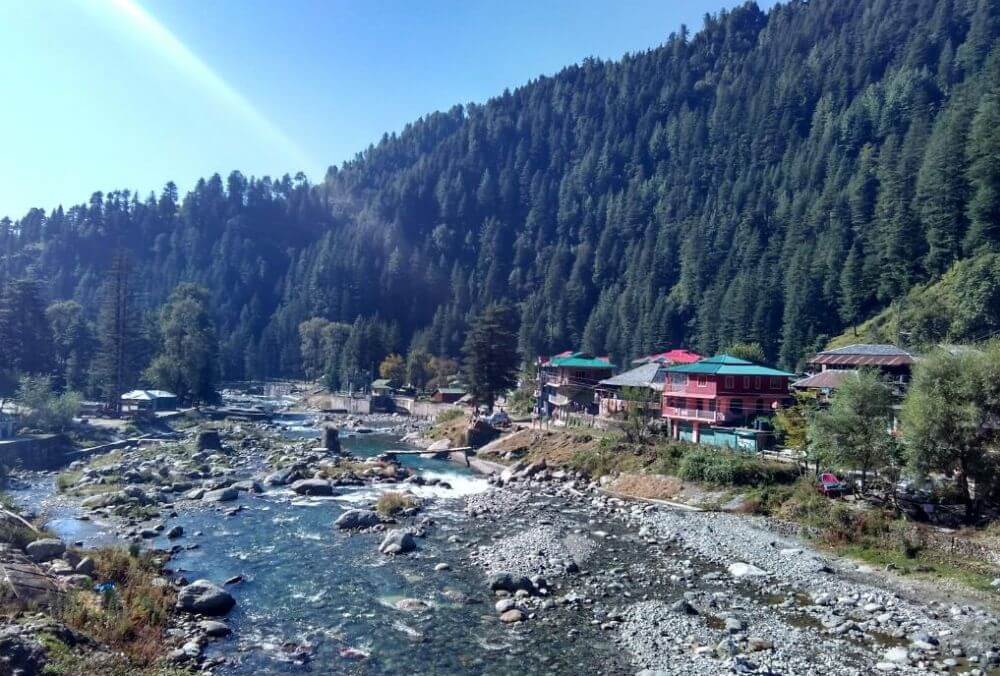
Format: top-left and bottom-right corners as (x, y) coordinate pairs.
(662, 405), (728, 423)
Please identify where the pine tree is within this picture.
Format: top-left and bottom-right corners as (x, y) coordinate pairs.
(462, 303), (520, 411)
(91, 254), (141, 413)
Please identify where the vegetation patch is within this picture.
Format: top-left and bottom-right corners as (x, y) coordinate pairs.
(677, 449), (799, 487)
(375, 491), (419, 517)
(52, 547), (175, 666)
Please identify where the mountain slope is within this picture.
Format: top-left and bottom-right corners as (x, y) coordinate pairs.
(2, 0), (999, 378)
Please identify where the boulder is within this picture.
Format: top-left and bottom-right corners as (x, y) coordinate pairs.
(196, 429), (222, 452)
(335, 509), (381, 530)
(199, 620), (231, 637)
(75, 557), (95, 575)
(166, 526), (184, 539)
(175, 579), (235, 616)
(291, 479), (334, 496)
(231, 480), (263, 494)
(202, 487), (238, 503)
(379, 530), (416, 555)
(322, 426), (341, 454)
(499, 608), (525, 623)
(727, 562), (768, 578)
(25, 538), (65, 563)
(488, 571), (534, 594)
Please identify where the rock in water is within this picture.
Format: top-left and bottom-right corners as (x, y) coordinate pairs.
(379, 530), (416, 555)
(199, 620), (231, 637)
(166, 525), (184, 539)
(176, 579), (235, 615)
(499, 608), (525, 623)
(335, 509), (380, 530)
(196, 429), (222, 452)
(291, 479), (335, 496)
(202, 487), (238, 503)
(323, 426), (341, 454)
(25, 538), (65, 563)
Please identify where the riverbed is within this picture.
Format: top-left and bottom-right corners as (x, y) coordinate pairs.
(8, 432), (632, 675)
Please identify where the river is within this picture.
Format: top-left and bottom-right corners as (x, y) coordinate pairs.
(7, 431), (629, 675)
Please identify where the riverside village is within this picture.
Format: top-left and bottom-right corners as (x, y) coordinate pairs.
(3, 0), (1000, 674)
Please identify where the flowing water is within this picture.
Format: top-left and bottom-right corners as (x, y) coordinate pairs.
(8, 433), (627, 675)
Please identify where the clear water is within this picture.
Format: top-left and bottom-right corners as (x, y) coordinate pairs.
(9, 434), (628, 675)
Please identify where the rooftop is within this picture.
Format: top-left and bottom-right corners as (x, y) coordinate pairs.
(791, 370), (853, 390)
(632, 349), (702, 365)
(665, 354), (795, 378)
(121, 390), (176, 400)
(543, 351), (615, 370)
(600, 362), (666, 389)
(811, 343), (916, 367)
(371, 379), (393, 389)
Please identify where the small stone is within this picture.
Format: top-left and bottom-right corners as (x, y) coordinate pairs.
(500, 609), (525, 623)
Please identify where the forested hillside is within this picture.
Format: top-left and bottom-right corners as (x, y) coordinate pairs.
(2, 0), (999, 381)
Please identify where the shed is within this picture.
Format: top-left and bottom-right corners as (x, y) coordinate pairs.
(370, 379), (394, 396)
(432, 387), (466, 404)
(120, 390), (178, 414)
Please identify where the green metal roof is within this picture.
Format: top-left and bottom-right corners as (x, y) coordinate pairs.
(547, 352), (615, 369)
(665, 354), (794, 377)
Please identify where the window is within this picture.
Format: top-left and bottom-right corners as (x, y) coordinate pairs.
(730, 399), (743, 414)
(770, 377), (780, 390)
(724, 376), (734, 389)
(697, 375), (708, 387)
(754, 377), (761, 389)
(743, 376), (750, 388)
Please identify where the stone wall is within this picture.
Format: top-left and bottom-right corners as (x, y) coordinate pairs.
(0, 435), (72, 471)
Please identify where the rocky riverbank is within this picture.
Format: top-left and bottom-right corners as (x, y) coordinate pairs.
(464, 460), (1000, 675)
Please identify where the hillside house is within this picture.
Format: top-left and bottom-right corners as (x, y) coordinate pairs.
(538, 351), (614, 417)
(630, 349), (703, 366)
(661, 355), (794, 449)
(802, 344), (915, 396)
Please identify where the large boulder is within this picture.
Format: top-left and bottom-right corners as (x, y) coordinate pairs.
(379, 530), (416, 555)
(291, 479), (334, 496)
(322, 426), (341, 454)
(25, 538), (65, 563)
(335, 509), (381, 530)
(176, 579), (235, 616)
(202, 487), (238, 503)
(195, 429), (222, 452)
(487, 571), (534, 594)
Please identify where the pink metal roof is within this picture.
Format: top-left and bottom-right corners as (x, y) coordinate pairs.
(640, 349), (703, 365)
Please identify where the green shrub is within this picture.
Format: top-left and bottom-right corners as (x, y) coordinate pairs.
(678, 449), (798, 486)
(435, 408), (465, 424)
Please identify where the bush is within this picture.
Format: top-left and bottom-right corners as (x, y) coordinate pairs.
(435, 408), (465, 424)
(54, 547), (175, 665)
(678, 449), (799, 487)
(375, 491), (418, 517)
(15, 375), (80, 432)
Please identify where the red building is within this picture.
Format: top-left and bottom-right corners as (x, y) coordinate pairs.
(661, 355), (795, 445)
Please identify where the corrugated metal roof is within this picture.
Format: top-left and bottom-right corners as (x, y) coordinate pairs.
(544, 352), (615, 369)
(632, 349), (702, 365)
(665, 354), (795, 377)
(810, 344), (915, 367)
(600, 362), (665, 388)
(791, 370), (852, 390)
(121, 390), (176, 400)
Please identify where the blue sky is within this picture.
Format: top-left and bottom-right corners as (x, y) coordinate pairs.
(0, 0), (769, 219)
